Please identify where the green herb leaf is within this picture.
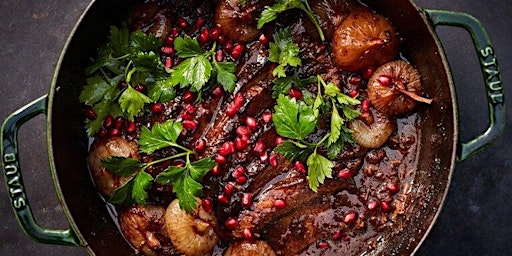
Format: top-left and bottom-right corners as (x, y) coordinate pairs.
(147, 76), (176, 102)
(109, 25), (130, 57)
(268, 28), (301, 78)
(327, 105), (343, 146)
(109, 178), (134, 205)
(139, 120), (183, 154)
(79, 76), (112, 105)
(154, 166), (186, 184)
(174, 36), (204, 58)
(130, 30), (162, 54)
(173, 174), (203, 213)
(273, 94), (317, 140)
(170, 55), (212, 92)
(275, 140), (313, 162)
(307, 151), (334, 192)
(188, 158), (216, 181)
(119, 86), (152, 120)
(132, 171), (154, 205)
(132, 51), (164, 73)
(214, 61), (237, 93)
(101, 156), (142, 176)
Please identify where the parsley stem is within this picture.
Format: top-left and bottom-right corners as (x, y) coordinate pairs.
(299, 1), (325, 41)
(141, 151), (190, 171)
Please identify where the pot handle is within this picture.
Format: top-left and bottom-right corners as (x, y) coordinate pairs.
(1, 95), (81, 246)
(425, 9), (505, 161)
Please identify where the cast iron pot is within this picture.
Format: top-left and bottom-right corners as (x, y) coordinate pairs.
(1, 0), (505, 255)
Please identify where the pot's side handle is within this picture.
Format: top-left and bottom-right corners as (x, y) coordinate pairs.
(1, 95), (81, 246)
(425, 9), (505, 161)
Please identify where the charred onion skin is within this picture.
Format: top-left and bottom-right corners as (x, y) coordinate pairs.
(332, 8), (399, 72)
(224, 240), (276, 256)
(368, 60), (430, 116)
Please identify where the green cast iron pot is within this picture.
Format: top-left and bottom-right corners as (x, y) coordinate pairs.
(1, 0), (505, 255)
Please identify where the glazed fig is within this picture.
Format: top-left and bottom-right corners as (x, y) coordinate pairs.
(215, 0), (261, 43)
(332, 8), (399, 72)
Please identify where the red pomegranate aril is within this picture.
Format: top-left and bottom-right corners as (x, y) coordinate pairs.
(215, 49), (224, 62)
(225, 217), (238, 229)
(181, 111), (194, 120)
(109, 128), (120, 137)
(253, 140), (265, 153)
(241, 193), (252, 208)
(275, 136), (284, 146)
(126, 121), (137, 134)
(195, 139), (206, 152)
(117, 81), (128, 90)
(269, 154), (278, 167)
(236, 126), (251, 137)
(226, 103), (239, 117)
(102, 115), (113, 128)
(210, 27), (222, 41)
(161, 46), (176, 56)
(367, 200), (379, 211)
(333, 230), (342, 240)
(387, 182), (399, 195)
(114, 117), (124, 129)
(223, 182), (235, 196)
(151, 102), (165, 114)
(349, 90), (358, 98)
(260, 151), (268, 163)
(343, 212), (357, 224)
(97, 128), (107, 138)
(211, 165), (221, 175)
(381, 201), (393, 212)
(198, 29), (210, 44)
(318, 242), (329, 249)
(232, 167), (246, 178)
(185, 104), (196, 114)
(217, 35), (227, 45)
(362, 67), (374, 79)
(294, 161), (307, 174)
(182, 90), (195, 103)
(231, 44), (244, 59)
(361, 99), (370, 112)
(164, 36), (175, 46)
(219, 141), (235, 156)
(201, 198), (213, 213)
(273, 199), (287, 209)
(243, 228), (253, 241)
(261, 111), (272, 123)
(233, 93), (244, 108)
(171, 27), (179, 36)
(172, 160), (186, 167)
(259, 33), (269, 45)
(343, 236), (351, 241)
(177, 17), (188, 29)
(212, 86), (224, 97)
(164, 57), (173, 69)
(377, 74), (393, 87)
(338, 168), (352, 179)
(134, 83), (146, 93)
(289, 88), (302, 99)
(84, 107), (97, 120)
(224, 41), (234, 52)
(182, 120), (197, 130)
(218, 194), (230, 205)
(235, 136), (249, 150)
(195, 17), (205, 30)
(349, 75), (361, 85)
(235, 175), (248, 185)
(245, 116), (258, 131)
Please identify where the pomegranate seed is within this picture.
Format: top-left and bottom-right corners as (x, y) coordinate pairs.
(182, 120), (197, 130)
(217, 35), (227, 45)
(253, 140), (265, 153)
(236, 126), (251, 137)
(241, 193), (252, 208)
(216, 155), (227, 166)
(126, 121), (137, 134)
(387, 182), (399, 195)
(223, 182), (235, 196)
(218, 194), (230, 205)
(259, 33), (269, 45)
(202, 198), (213, 213)
(195, 139), (205, 152)
(195, 17), (205, 30)
(185, 104), (196, 114)
(243, 228), (253, 241)
(235, 136), (249, 150)
(114, 117), (124, 129)
(289, 88), (302, 99)
(224, 41), (234, 52)
(151, 102), (165, 114)
(134, 84), (146, 93)
(377, 74), (393, 87)
(109, 128), (120, 137)
(245, 116), (258, 131)
(198, 29), (210, 44)
(333, 230), (342, 240)
(183, 90), (195, 103)
(235, 175), (248, 185)
(349, 75), (361, 85)
(260, 151), (268, 163)
(172, 160), (186, 167)
(261, 111), (272, 123)
(103, 115), (113, 127)
(362, 67), (374, 79)
(177, 17), (188, 29)
(275, 136), (284, 146)
(211, 165), (221, 175)
(269, 154), (278, 167)
(210, 27), (222, 41)
(361, 99), (370, 112)
(219, 141), (235, 156)
(349, 90), (358, 98)
(294, 161), (307, 174)
(180, 129), (188, 137)
(97, 127), (107, 138)
(381, 201), (393, 212)
(273, 199), (287, 209)
(117, 81), (128, 90)
(164, 57), (173, 68)
(343, 236), (351, 241)
(343, 212), (357, 223)
(212, 86), (224, 97)
(164, 36), (175, 46)
(368, 200), (379, 211)
(84, 107), (97, 120)
(318, 242), (329, 249)
(226, 103), (239, 117)
(337, 168), (352, 179)
(231, 44), (244, 59)
(225, 217), (238, 229)
(171, 27), (179, 36)
(161, 46), (175, 56)
(234, 93), (245, 108)
(232, 167), (246, 178)
(181, 111), (194, 120)
(215, 49), (224, 62)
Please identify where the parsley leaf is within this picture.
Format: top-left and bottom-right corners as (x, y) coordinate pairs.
(307, 151), (334, 192)
(214, 60), (237, 93)
(132, 171), (154, 205)
(268, 28), (301, 78)
(274, 140), (313, 162)
(101, 156), (142, 176)
(170, 55), (213, 92)
(327, 105), (343, 146)
(119, 86), (152, 120)
(138, 120), (183, 154)
(273, 94), (317, 140)
(174, 36), (204, 58)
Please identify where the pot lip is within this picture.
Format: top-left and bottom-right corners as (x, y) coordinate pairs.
(46, 0), (99, 254)
(44, 0), (460, 255)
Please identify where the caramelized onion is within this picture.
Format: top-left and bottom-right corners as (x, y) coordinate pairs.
(215, 0), (265, 43)
(224, 240), (276, 256)
(348, 110), (394, 149)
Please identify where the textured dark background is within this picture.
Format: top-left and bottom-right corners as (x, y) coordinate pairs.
(0, 0), (510, 255)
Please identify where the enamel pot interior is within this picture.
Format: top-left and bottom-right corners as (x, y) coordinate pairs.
(48, 0), (457, 255)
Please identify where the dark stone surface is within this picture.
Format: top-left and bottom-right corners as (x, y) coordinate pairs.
(0, 0), (510, 255)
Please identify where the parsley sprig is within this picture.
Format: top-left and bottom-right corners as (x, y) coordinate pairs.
(258, 0), (325, 41)
(102, 120), (215, 213)
(273, 76), (361, 191)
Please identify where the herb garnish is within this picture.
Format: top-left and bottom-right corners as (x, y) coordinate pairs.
(273, 76), (360, 191)
(258, 0), (325, 41)
(102, 120), (215, 213)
